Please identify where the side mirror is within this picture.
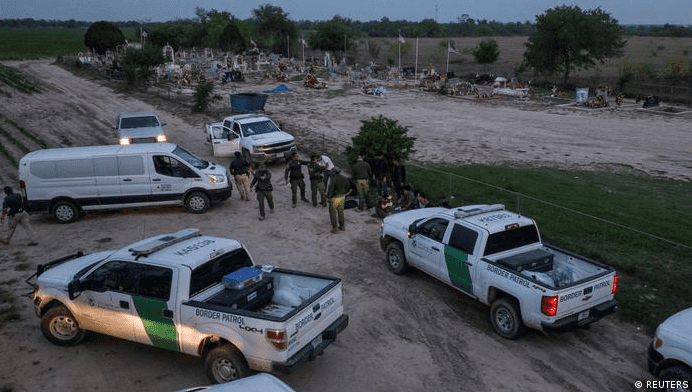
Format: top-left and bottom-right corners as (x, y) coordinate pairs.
(407, 222), (417, 238)
(160, 122), (168, 127)
(68, 278), (82, 300)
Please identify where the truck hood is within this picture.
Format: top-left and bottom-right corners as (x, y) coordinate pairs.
(36, 251), (111, 289)
(248, 131), (294, 144)
(658, 307), (692, 342)
(117, 126), (163, 138)
(384, 208), (450, 231)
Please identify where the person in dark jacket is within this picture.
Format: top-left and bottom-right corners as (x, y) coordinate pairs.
(284, 153), (309, 207)
(390, 158), (406, 200)
(229, 151), (251, 201)
(1, 186), (37, 246)
(327, 167), (350, 233)
(250, 164), (274, 220)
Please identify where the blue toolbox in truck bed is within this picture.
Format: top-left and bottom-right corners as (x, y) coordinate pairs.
(222, 267), (264, 289)
(211, 269), (274, 311)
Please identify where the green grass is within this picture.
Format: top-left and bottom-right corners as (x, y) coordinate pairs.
(406, 162), (692, 331)
(0, 28), (88, 60)
(0, 63), (39, 93)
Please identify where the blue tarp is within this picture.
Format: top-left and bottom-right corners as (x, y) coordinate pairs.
(264, 84), (292, 94)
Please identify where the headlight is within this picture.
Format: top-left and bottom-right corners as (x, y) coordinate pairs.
(209, 175), (225, 184)
(119, 138), (130, 145)
(156, 135), (167, 143)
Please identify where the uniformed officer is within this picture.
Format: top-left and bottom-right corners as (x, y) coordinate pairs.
(308, 155), (327, 207)
(284, 153), (309, 207)
(351, 155), (372, 210)
(250, 164), (274, 220)
(327, 167), (350, 233)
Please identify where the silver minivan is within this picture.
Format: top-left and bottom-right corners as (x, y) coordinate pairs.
(18, 143), (231, 223)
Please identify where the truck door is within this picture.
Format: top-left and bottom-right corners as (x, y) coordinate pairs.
(118, 154), (151, 203)
(443, 224), (480, 293)
(130, 264), (180, 352)
(72, 261), (138, 341)
(150, 154), (200, 203)
(209, 123), (240, 158)
(409, 217), (450, 281)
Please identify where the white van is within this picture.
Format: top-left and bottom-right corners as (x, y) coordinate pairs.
(18, 143), (232, 223)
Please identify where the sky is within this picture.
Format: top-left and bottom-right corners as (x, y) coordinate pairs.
(2, 0), (691, 25)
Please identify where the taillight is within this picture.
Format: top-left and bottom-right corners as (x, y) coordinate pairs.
(541, 295), (558, 316)
(612, 275), (618, 294)
(265, 328), (287, 351)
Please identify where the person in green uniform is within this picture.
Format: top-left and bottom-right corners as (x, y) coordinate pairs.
(284, 153), (309, 207)
(250, 164), (274, 220)
(308, 155), (327, 207)
(327, 167), (350, 233)
(351, 156), (372, 210)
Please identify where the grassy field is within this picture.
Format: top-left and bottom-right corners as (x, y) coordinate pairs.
(0, 28), (88, 60)
(404, 162), (692, 331)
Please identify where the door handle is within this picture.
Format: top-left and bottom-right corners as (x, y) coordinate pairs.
(122, 178), (132, 182)
(163, 309), (174, 319)
(152, 178), (161, 182)
(119, 300), (129, 309)
(432, 246), (440, 251)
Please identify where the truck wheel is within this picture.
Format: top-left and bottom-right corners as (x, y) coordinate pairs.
(205, 344), (250, 384)
(41, 305), (85, 346)
(660, 366), (692, 391)
(184, 191), (210, 214)
(385, 242), (408, 274)
(52, 201), (79, 223)
(490, 298), (525, 340)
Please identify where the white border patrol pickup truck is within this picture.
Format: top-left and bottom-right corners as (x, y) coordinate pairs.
(26, 228), (348, 383)
(380, 204), (618, 339)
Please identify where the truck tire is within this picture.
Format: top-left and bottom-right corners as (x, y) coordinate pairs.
(52, 200), (79, 223)
(490, 298), (525, 340)
(41, 304), (85, 346)
(205, 344), (250, 384)
(660, 365), (692, 391)
(385, 242), (408, 274)
(184, 191), (210, 214)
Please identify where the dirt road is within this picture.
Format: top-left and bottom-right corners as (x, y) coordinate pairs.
(1, 59), (683, 392)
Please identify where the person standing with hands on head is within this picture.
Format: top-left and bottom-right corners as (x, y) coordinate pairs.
(316, 154), (335, 187)
(327, 167), (350, 233)
(230, 151), (251, 201)
(1, 186), (37, 246)
(284, 152), (309, 208)
(308, 155), (327, 207)
(250, 164), (274, 220)
(351, 155), (372, 210)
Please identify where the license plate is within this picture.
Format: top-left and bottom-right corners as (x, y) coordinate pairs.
(578, 310), (590, 321)
(311, 334), (322, 349)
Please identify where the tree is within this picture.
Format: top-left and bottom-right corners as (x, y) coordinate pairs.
(252, 4), (297, 56)
(220, 23), (247, 52)
(523, 6), (626, 86)
(84, 21), (125, 55)
(345, 116), (416, 164)
(308, 16), (357, 56)
(472, 38), (500, 70)
(121, 46), (166, 86)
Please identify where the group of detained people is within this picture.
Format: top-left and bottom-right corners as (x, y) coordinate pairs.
(228, 151), (350, 233)
(351, 155), (450, 219)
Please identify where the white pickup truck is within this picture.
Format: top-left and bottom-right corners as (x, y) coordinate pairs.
(380, 204), (618, 339)
(205, 114), (296, 163)
(26, 228), (348, 383)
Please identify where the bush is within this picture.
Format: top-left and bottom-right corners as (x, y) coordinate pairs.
(663, 56), (691, 78)
(345, 115), (415, 163)
(193, 81), (214, 112)
(84, 21), (125, 55)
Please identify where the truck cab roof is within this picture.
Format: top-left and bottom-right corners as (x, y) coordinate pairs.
(108, 228), (245, 270)
(407, 204), (536, 235)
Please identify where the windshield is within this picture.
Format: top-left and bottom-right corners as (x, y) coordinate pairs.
(119, 116), (160, 129)
(173, 146), (208, 169)
(240, 120), (280, 137)
(484, 224), (540, 256)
